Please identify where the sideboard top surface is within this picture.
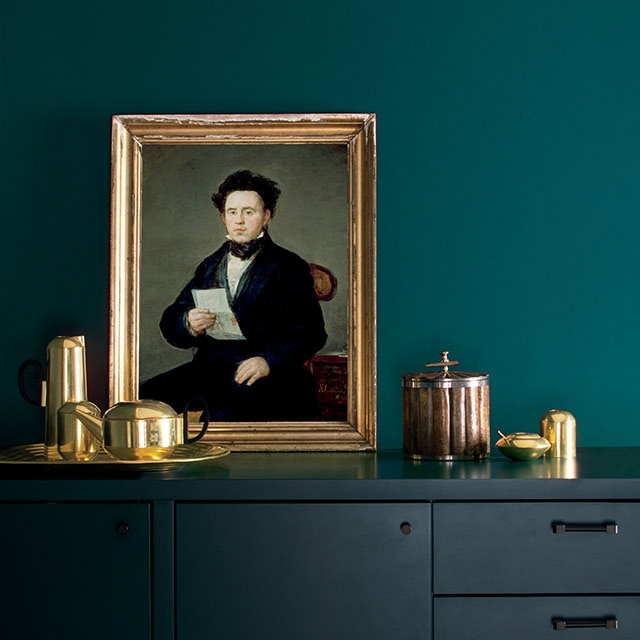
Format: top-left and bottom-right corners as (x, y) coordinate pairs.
(1, 448), (639, 502)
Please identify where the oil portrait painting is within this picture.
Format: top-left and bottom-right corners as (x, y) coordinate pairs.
(109, 114), (376, 450)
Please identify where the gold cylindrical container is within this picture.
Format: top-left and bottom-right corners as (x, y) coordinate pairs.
(402, 352), (490, 460)
(539, 409), (577, 458)
(45, 336), (88, 460)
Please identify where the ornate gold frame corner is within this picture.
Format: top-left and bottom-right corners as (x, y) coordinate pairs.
(109, 113), (376, 451)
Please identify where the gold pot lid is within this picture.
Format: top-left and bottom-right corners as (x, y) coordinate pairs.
(402, 351), (489, 388)
(104, 400), (178, 421)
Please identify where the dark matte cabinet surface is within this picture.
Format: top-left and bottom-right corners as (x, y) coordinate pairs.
(432, 501), (640, 640)
(434, 596), (640, 640)
(175, 502), (431, 640)
(0, 503), (151, 640)
(433, 502), (640, 594)
(2, 448), (640, 640)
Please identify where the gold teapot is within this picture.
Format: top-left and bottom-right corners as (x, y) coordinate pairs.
(57, 398), (209, 462)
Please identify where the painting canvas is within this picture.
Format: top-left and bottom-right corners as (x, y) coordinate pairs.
(109, 114), (376, 450)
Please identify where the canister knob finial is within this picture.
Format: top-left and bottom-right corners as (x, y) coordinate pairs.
(424, 351), (460, 374)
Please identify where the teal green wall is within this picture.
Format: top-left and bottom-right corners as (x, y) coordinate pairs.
(2, 0), (640, 448)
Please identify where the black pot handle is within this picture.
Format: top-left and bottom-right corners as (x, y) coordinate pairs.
(182, 396), (210, 444)
(17, 359), (45, 406)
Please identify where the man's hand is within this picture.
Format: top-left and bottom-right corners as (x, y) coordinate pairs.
(235, 357), (270, 386)
(186, 308), (216, 335)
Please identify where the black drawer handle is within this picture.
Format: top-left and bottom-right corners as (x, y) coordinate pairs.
(552, 521), (618, 534)
(552, 617), (618, 630)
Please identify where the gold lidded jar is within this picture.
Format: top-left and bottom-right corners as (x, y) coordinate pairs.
(402, 351), (490, 460)
(539, 409), (577, 458)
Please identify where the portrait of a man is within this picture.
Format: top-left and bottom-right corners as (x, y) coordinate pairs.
(140, 168), (330, 421)
(109, 114), (375, 449)
(137, 143), (349, 424)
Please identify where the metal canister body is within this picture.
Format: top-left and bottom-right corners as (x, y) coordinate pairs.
(45, 336), (88, 460)
(402, 353), (490, 460)
(539, 409), (577, 458)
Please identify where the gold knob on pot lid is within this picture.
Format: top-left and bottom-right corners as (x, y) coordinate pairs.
(425, 351), (460, 374)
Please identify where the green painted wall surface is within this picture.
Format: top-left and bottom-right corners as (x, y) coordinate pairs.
(2, 0), (639, 449)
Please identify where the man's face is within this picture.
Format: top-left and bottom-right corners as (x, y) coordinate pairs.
(222, 190), (271, 243)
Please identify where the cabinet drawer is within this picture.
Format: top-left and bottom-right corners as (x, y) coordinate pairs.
(433, 502), (640, 594)
(434, 596), (640, 640)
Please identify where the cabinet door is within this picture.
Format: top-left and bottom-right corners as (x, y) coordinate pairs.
(176, 502), (430, 640)
(0, 503), (151, 640)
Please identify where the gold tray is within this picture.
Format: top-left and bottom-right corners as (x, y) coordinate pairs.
(0, 442), (229, 471)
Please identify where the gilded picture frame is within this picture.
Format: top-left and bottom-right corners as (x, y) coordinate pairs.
(109, 113), (376, 451)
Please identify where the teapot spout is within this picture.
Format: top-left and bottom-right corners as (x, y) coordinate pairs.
(57, 401), (104, 460)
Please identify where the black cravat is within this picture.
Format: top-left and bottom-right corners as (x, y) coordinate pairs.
(227, 234), (266, 260)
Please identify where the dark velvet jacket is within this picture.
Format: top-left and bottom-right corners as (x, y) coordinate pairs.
(159, 235), (328, 375)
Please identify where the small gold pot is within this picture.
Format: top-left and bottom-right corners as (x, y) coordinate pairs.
(57, 399), (209, 461)
(496, 431), (551, 461)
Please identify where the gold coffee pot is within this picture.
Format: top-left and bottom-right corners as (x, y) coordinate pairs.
(18, 336), (88, 460)
(57, 398), (210, 462)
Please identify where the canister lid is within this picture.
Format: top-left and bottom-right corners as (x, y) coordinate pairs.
(402, 351), (489, 389)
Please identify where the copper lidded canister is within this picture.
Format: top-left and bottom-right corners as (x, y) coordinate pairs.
(402, 351), (490, 460)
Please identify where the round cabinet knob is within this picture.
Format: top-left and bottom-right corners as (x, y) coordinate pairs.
(116, 521), (131, 536)
(400, 522), (412, 535)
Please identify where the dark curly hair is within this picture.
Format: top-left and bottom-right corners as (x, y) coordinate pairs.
(211, 169), (281, 217)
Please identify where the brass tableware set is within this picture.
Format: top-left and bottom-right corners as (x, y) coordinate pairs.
(402, 351), (577, 462)
(6, 335), (228, 469)
(495, 409), (577, 461)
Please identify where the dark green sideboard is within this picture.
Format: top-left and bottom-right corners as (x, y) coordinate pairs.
(1, 448), (640, 639)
